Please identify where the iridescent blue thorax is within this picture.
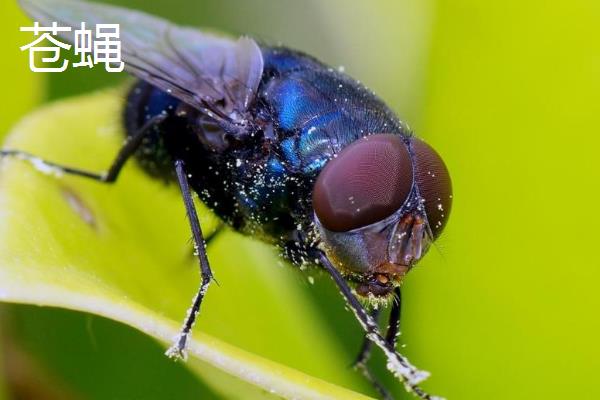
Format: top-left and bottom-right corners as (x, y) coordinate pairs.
(260, 47), (406, 175)
(124, 46), (410, 259)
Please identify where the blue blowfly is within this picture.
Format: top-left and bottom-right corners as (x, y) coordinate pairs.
(2, 0), (453, 398)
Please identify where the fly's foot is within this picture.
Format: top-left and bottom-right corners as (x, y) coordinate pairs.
(165, 335), (189, 361)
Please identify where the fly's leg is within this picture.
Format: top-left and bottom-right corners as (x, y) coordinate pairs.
(353, 287), (402, 400)
(386, 287), (402, 349)
(0, 114), (166, 183)
(353, 309), (394, 400)
(353, 308), (381, 368)
(166, 159), (214, 360)
(185, 223), (224, 265)
(317, 251), (438, 400)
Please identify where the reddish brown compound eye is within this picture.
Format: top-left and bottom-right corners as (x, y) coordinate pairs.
(411, 137), (452, 238)
(312, 134), (413, 232)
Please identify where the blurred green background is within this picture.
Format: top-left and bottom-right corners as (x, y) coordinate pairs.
(1, 0), (599, 399)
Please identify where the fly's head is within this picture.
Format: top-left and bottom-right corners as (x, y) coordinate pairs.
(312, 134), (452, 303)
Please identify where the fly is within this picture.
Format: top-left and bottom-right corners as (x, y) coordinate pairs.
(2, 0), (453, 399)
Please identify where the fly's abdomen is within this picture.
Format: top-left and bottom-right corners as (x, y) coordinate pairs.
(123, 80), (185, 182)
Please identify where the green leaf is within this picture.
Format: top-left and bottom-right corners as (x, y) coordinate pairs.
(0, 337), (6, 400)
(0, 2), (43, 397)
(0, 89), (374, 400)
(0, 0), (44, 138)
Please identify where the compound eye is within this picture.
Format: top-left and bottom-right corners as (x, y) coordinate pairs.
(313, 134), (413, 232)
(411, 137), (452, 238)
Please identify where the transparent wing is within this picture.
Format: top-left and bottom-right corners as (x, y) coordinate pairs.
(19, 0), (264, 125)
